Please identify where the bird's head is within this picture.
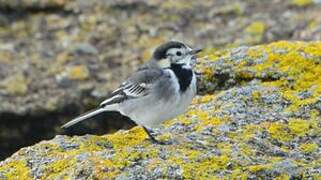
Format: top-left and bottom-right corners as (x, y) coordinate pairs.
(152, 41), (202, 69)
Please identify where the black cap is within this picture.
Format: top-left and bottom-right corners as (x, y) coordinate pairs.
(153, 41), (186, 60)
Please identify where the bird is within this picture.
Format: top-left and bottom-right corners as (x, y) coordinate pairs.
(61, 41), (202, 144)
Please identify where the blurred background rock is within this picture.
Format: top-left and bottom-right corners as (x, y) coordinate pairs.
(0, 0), (320, 160)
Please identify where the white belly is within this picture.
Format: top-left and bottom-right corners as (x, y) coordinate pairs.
(119, 70), (197, 128)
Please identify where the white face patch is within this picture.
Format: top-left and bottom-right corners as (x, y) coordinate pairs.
(166, 47), (192, 65)
(157, 58), (171, 68)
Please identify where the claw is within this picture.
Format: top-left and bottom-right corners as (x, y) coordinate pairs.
(142, 126), (172, 145)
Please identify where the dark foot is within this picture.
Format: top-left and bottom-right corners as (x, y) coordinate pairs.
(142, 126), (172, 145)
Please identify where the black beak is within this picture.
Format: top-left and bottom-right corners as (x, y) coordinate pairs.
(190, 47), (202, 55)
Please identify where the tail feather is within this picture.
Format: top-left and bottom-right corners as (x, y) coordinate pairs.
(61, 108), (105, 128)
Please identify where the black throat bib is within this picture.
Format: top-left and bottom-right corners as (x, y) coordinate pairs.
(170, 64), (193, 92)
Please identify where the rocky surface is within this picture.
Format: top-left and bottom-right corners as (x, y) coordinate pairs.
(1, 0), (321, 160)
(1, 0), (320, 114)
(0, 41), (320, 179)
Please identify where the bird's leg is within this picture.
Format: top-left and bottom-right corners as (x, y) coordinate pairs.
(142, 126), (167, 145)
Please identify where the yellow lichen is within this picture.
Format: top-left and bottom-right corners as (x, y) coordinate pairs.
(246, 48), (264, 59)
(302, 42), (321, 57)
(299, 143), (318, 153)
(290, 0), (313, 6)
(92, 140), (159, 178)
(188, 41), (320, 178)
(91, 158), (121, 178)
(198, 66), (215, 82)
(217, 142), (233, 155)
(157, 133), (172, 142)
(236, 70), (255, 80)
(41, 130), (158, 179)
(44, 158), (76, 179)
(239, 143), (256, 157)
(168, 148), (229, 179)
(238, 124), (262, 141)
(1, 41), (320, 179)
(182, 109), (223, 132)
(288, 119), (310, 137)
(251, 91), (262, 102)
(80, 136), (106, 152)
(198, 48), (229, 65)
(245, 21), (266, 35)
(192, 94), (215, 104)
(0, 160), (31, 180)
(45, 97), (59, 111)
(248, 163), (272, 173)
(1, 73), (29, 96)
(107, 127), (148, 148)
(0, 50), (13, 64)
(216, 2), (245, 16)
(201, 116), (222, 127)
(67, 65), (90, 80)
(276, 173), (291, 180)
(231, 169), (248, 180)
(56, 52), (72, 65)
(161, 1), (192, 10)
(246, 41), (321, 112)
(243, 21), (266, 44)
(267, 122), (292, 142)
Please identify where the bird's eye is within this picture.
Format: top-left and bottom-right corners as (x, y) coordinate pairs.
(176, 51), (182, 56)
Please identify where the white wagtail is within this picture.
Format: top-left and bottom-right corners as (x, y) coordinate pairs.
(62, 41), (202, 144)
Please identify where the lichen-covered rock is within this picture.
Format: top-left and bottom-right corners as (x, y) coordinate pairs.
(1, 0), (321, 115)
(0, 41), (320, 179)
(2, 0), (321, 161)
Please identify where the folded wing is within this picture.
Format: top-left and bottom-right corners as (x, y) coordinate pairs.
(100, 68), (163, 107)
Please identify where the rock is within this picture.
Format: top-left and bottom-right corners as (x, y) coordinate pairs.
(1, 0), (321, 160)
(0, 73), (29, 96)
(66, 65), (90, 81)
(0, 41), (320, 179)
(1, 0), (321, 115)
(71, 43), (99, 55)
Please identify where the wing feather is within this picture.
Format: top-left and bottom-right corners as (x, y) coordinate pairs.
(100, 68), (163, 107)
